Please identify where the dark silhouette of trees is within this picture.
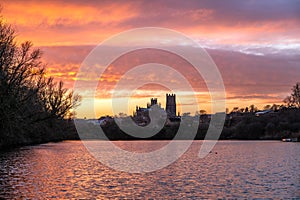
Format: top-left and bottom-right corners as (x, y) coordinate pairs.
(270, 104), (280, 111)
(264, 105), (271, 110)
(231, 107), (239, 113)
(239, 108), (245, 113)
(284, 82), (300, 108)
(37, 77), (81, 121)
(249, 104), (257, 113)
(0, 18), (81, 148)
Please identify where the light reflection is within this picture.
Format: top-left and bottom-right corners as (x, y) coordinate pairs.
(0, 141), (298, 198)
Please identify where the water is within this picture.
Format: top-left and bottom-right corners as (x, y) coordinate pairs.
(0, 140), (299, 199)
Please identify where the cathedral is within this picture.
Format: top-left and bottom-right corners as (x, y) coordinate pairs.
(133, 93), (179, 125)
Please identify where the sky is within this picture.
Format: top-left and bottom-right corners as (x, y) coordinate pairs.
(1, 0), (300, 118)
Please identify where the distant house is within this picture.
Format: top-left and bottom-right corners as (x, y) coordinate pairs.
(86, 119), (100, 125)
(255, 110), (272, 116)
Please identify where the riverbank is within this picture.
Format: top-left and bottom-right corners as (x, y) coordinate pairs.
(0, 119), (79, 151)
(1, 108), (300, 150)
(76, 108), (300, 141)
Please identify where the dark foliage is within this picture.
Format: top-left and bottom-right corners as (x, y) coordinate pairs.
(0, 20), (80, 149)
(284, 82), (300, 108)
(88, 107), (300, 141)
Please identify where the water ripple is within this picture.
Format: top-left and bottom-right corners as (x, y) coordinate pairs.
(0, 141), (299, 199)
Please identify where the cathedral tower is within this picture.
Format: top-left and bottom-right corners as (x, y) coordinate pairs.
(166, 94), (176, 118)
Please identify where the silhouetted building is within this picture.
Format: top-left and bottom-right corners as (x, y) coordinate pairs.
(133, 95), (180, 125)
(147, 98), (158, 108)
(134, 98), (164, 126)
(166, 94), (176, 118)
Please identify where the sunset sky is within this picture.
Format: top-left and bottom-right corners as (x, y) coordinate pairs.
(2, 0), (300, 118)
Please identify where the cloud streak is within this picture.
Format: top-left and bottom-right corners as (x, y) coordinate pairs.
(2, 0), (299, 49)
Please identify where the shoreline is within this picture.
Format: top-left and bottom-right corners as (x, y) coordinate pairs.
(1, 137), (297, 152)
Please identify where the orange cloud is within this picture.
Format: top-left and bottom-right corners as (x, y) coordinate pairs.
(2, 1), (139, 45)
(2, 1), (299, 47)
(4, 1), (137, 26)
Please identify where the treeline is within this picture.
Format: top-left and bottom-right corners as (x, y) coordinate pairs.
(78, 82), (300, 141)
(222, 108), (300, 140)
(78, 107), (300, 140)
(0, 20), (80, 149)
(222, 82), (300, 139)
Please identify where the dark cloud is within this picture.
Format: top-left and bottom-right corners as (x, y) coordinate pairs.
(198, 0), (300, 24)
(117, 0), (300, 28)
(207, 48), (300, 97)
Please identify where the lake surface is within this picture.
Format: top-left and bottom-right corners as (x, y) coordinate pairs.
(0, 140), (299, 199)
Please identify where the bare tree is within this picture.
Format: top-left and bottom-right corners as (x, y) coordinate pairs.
(0, 21), (46, 129)
(37, 78), (81, 121)
(0, 18), (81, 138)
(284, 82), (300, 108)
